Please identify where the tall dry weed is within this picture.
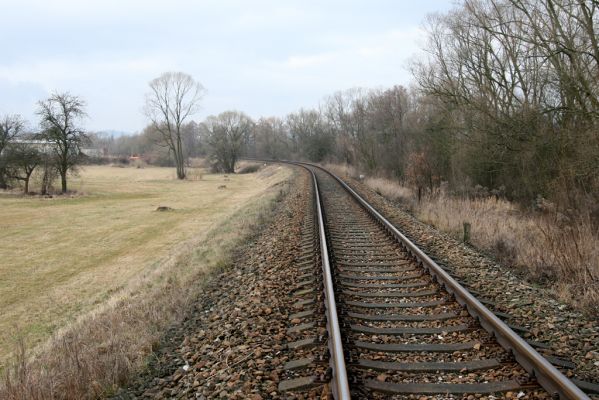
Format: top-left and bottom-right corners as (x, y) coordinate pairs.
(2, 276), (190, 400)
(420, 194), (598, 312)
(362, 177), (414, 207)
(186, 167), (204, 181)
(526, 213), (599, 310)
(322, 162), (360, 180)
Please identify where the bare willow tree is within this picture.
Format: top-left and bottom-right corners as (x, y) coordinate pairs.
(144, 72), (205, 179)
(0, 114), (25, 189)
(37, 93), (88, 193)
(202, 111), (254, 173)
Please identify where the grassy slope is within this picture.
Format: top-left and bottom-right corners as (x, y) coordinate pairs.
(0, 165), (290, 368)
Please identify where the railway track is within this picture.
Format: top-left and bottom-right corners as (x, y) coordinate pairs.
(279, 163), (591, 399)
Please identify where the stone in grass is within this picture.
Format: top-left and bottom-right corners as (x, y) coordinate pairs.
(156, 206), (174, 212)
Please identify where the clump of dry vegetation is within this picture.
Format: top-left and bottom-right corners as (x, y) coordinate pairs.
(362, 177), (414, 206)
(417, 193), (598, 309)
(236, 161), (263, 174)
(185, 167), (205, 181)
(0, 164), (292, 399)
(322, 162), (359, 180)
(323, 163), (415, 207)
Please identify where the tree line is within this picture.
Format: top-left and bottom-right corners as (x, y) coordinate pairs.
(123, 1), (597, 216)
(4, 0), (597, 216)
(247, 0), (598, 216)
(411, 0), (599, 211)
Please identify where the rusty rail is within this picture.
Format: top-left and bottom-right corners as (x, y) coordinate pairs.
(309, 167), (351, 399)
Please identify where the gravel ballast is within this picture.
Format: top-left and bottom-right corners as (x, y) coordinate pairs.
(343, 177), (599, 397)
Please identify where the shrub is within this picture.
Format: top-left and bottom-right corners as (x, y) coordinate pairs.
(186, 167), (204, 181)
(237, 164), (261, 174)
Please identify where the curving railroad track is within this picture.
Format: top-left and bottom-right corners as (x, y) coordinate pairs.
(279, 163), (591, 400)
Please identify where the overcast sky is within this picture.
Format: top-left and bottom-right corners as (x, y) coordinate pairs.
(0, 0), (455, 133)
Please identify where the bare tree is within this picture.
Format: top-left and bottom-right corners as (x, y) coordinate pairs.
(0, 114), (25, 189)
(202, 111), (254, 173)
(37, 93), (88, 193)
(144, 72), (205, 179)
(252, 117), (290, 159)
(286, 109), (333, 162)
(5, 141), (41, 194)
(409, 0), (599, 207)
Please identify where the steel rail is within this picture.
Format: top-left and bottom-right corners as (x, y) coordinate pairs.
(301, 162), (590, 400)
(307, 167), (351, 399)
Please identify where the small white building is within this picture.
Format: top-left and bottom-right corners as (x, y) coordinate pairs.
(2, 139), (54, 155)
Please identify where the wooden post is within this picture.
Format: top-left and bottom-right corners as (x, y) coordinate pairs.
(463, 222), (471, 243)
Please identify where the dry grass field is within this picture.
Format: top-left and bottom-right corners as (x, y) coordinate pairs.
(0, 164), (291, 372)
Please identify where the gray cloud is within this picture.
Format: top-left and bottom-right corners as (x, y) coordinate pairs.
(0, 0), (454, 132)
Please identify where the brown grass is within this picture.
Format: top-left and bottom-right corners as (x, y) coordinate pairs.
(0, 164), (292, 399)
(362, 177), (414, 206)
(324, 163), (599, 313)
(322, 162), (360, 181)
(417, 194), (599, 309)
